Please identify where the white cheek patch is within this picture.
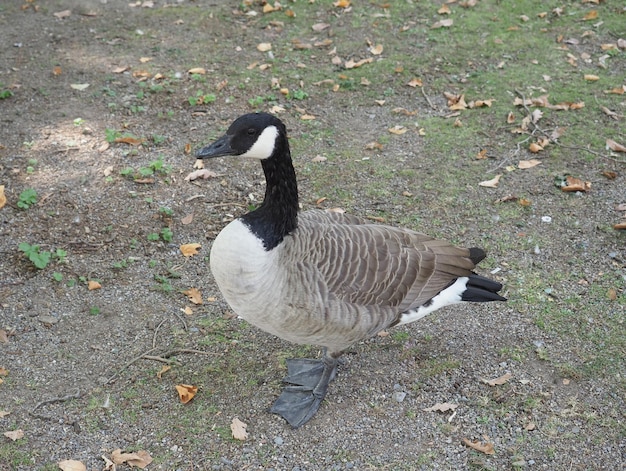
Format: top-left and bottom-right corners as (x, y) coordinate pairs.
(240, 125), (278, 160)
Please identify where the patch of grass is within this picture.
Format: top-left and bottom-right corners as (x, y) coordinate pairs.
(17, 188), (37, 209)
(18, 243), (51, 269)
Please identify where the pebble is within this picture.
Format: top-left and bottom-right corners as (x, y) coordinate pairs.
(541, 216), (552, 223)
(392, 391), (407, 403)
(274, 436), (284, 446)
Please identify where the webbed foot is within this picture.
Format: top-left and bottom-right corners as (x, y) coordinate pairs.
(270, 357), (338, 427)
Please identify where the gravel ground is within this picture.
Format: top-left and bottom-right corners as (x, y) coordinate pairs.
(1, 1), (624, 470)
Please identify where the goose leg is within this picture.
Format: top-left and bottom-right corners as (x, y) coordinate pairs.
(270, 351), (339, 428)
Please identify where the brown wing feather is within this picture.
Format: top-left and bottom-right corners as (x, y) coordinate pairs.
(290, 210), (477, 311)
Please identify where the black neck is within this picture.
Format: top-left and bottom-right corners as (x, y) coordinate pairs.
(240, 137), (299, 250)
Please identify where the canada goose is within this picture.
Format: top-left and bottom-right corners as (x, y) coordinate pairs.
(196, 112), (506, 428)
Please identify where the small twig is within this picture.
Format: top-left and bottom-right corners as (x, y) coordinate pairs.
(141, 354), (180, 364)
(30, 389), (82, 420)
(106, 347), (159, 384)
(421, 86), (437, 110)
(153, 319), (166, 349)
(160, 348), (219, 358)
(172, 309), (188, 331)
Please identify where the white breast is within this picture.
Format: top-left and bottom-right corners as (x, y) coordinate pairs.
(209, 219), (284, 325)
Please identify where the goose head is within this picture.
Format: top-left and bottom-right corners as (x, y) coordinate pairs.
(196, 112), (287, 161)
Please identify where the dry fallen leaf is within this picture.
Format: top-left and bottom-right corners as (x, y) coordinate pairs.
(185, 169), (218, 181)
(388, 125), (407, 135)
(479, 174), (502, 188)
(582, 10), (598, 21)
(53, 10), (71, 19)
(369, 44), (384, 55)
(3, 429), (24, 441)
(529, 142), (543, 153)
(180, 242), (201, 257)
(175, 384), (198, 404)
(87, 280), (102, 291)
(482, 372), (513, 386)
(431, 19), (453, 29)
(0, 411), (9, 418)
(0, 329), (8, 343)
(231, 417), (249, 440)
(111, 449), (153, 469)
(70, 83), (90, 91)
(181, 213), (194, 225)
(257, 42), (272, 52)
(462, 438), (495, 455)
(58, 460), (86, 471)
(156, 365), (171, 379)
(0, 186), (6, 210)
(606, 139), (626, 153)
(312, 22), (330, 32)
(423, 402), (459, 412)
(365, 142), (383, 151)
(344, 57), (373, 69)
(333, 0), (351, 8)
(518, 159), (542, 169)
(183, 287), (203, 305)
(584, 74), (599, 81)
(114, 136), (145, 146)
(561, 175), (591, 192)
(407, 78), (423, 88)
(188, 67), (206, 75)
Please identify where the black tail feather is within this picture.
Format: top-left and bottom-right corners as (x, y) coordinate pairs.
(461, 273), (506, 302)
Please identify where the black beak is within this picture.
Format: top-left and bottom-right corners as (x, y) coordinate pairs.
(195, 134), (235, 159)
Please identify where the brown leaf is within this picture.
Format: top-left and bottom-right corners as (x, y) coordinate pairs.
(187, 67), (206, 75)
(479, 174), (502, 188)
(476, 149), (488, 160)
(561, 176), (591, 192)
(181, 213), (194, 225)
(369, 44), (384, 55)
(529, 142), (543, 153)
(584, 74), (599, 81)
(506, 112), (515, 124)
(482, 372), (513, 386)
(180, 243), (201, 257)
(257, 42), (272, 52)
(114, 136), (145, 146)
(183, 287), (203, 305)
(601, 171), (617, 180)
(518, 159), (542, 169)
(614, 222), (626, 230)
(231, 417), (249, 440)
(185, 169), (218, 181)
(431, 18), (453, 29)
(87, 280), (101, 291)
(111, 449), (153, 469)
(0, 186), (5, 210)
(423, 402), (458, 412)
(3, 429), (24, 441)
(407, 78), (423, 88)
(311, 22), (330, 32)
(438, 4), (451, 14)
(152, 365), (171, 382)
(600, 107), (620, 120)
(462, 438), (495, 455)
(333, 0), (351, 8)
(388, 125), (407, 135)
(0, 411), (10, 418)
(365, 142), (383, 150)
(175, 384), (198, 404)
(606, 139), (626, 153)
(344, 57), (373, 69)
(58, 460), (86, 471)
(582, 10), (598, 21)
(0, 329), (8, 343)
(607, 288), (617, 300)
(53, 10), (71, 19)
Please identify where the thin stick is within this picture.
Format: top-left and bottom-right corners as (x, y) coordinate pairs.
(30, 389), (82, 420)
(105, 347), (159, 384)
(421, 86), (437, 110)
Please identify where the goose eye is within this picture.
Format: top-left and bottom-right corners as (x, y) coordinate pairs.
(247, 128), (257, 135)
